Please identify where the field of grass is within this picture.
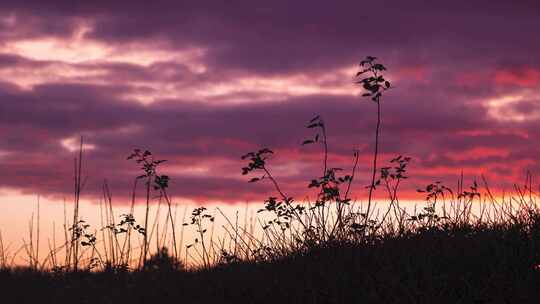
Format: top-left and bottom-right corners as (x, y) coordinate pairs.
(2, 199), (540, 303)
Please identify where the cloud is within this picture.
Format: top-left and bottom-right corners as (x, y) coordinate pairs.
(1, 1), (540, 204)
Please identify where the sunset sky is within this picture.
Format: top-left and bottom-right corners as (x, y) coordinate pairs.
(1, 1), (540, 210)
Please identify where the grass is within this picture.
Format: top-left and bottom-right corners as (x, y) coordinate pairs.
(2, 202), (540, 303)
(2, 57), (540, 303)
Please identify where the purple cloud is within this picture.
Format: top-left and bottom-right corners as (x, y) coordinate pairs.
(0, 1), (539, 204)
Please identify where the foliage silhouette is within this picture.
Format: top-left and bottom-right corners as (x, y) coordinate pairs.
(143, 247), (183, 271)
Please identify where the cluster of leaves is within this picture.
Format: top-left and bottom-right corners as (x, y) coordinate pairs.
(258, 197), (304, 231)
(69, 219), (96, 248)
(457, 180), (481, 201)
(127, 149), (169, 190)
(187, 207), (215, 226)
(355, 56), (391, 103)
(87, 257), (101, 270)
(104, 214), (146, 236)
(380, 155), (411, 182)
(219, 249), (241, 265)
(241, 148), (274, 182)
(184, 207), (214, 249)
(301, 115), (325, 146)
(417, 181), (453, 201)
(371, 155), (412, 196)
(413, 182), (454, 226)
(348, 215), (378, 234)
(308, 168), (352, 207)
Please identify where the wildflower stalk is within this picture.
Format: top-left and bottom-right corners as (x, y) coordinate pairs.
(355, 56), (391, 230)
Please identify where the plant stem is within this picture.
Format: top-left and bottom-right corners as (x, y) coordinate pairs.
(366, 100), (381, 226)
(142, 175), (151, 268)
(161, 188), (178, 260)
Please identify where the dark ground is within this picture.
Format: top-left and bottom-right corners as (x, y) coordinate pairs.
(2, 222), (540, 304)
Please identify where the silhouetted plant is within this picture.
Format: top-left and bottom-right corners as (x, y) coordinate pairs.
(415, 181), (453, 228)
(355, 56), (392, 225)
(218, 249), (241, 265)
(67, 136), (84, 271)
(184, 206), (214, 268)
(69, 220), (104, 269)
(143, 246), (183, 272)
(243, 116), (403, 248)
(127, 149), (178, 266)
(106, 213), (146, 236)
(302, 115), (328, 175)
(376, 155), (411, 233)
(302, 115), (353, 239)
(242, 148), (307, 229)
(241, 57), (397, 248)
(241, 148), (287, 198)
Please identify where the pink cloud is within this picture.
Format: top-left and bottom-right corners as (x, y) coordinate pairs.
(495, 68), (540, 87)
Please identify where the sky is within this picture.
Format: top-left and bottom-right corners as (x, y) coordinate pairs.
(1, 0), (540, 208)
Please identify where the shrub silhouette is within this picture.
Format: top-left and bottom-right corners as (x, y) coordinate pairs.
(143, 247), (183, 272)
